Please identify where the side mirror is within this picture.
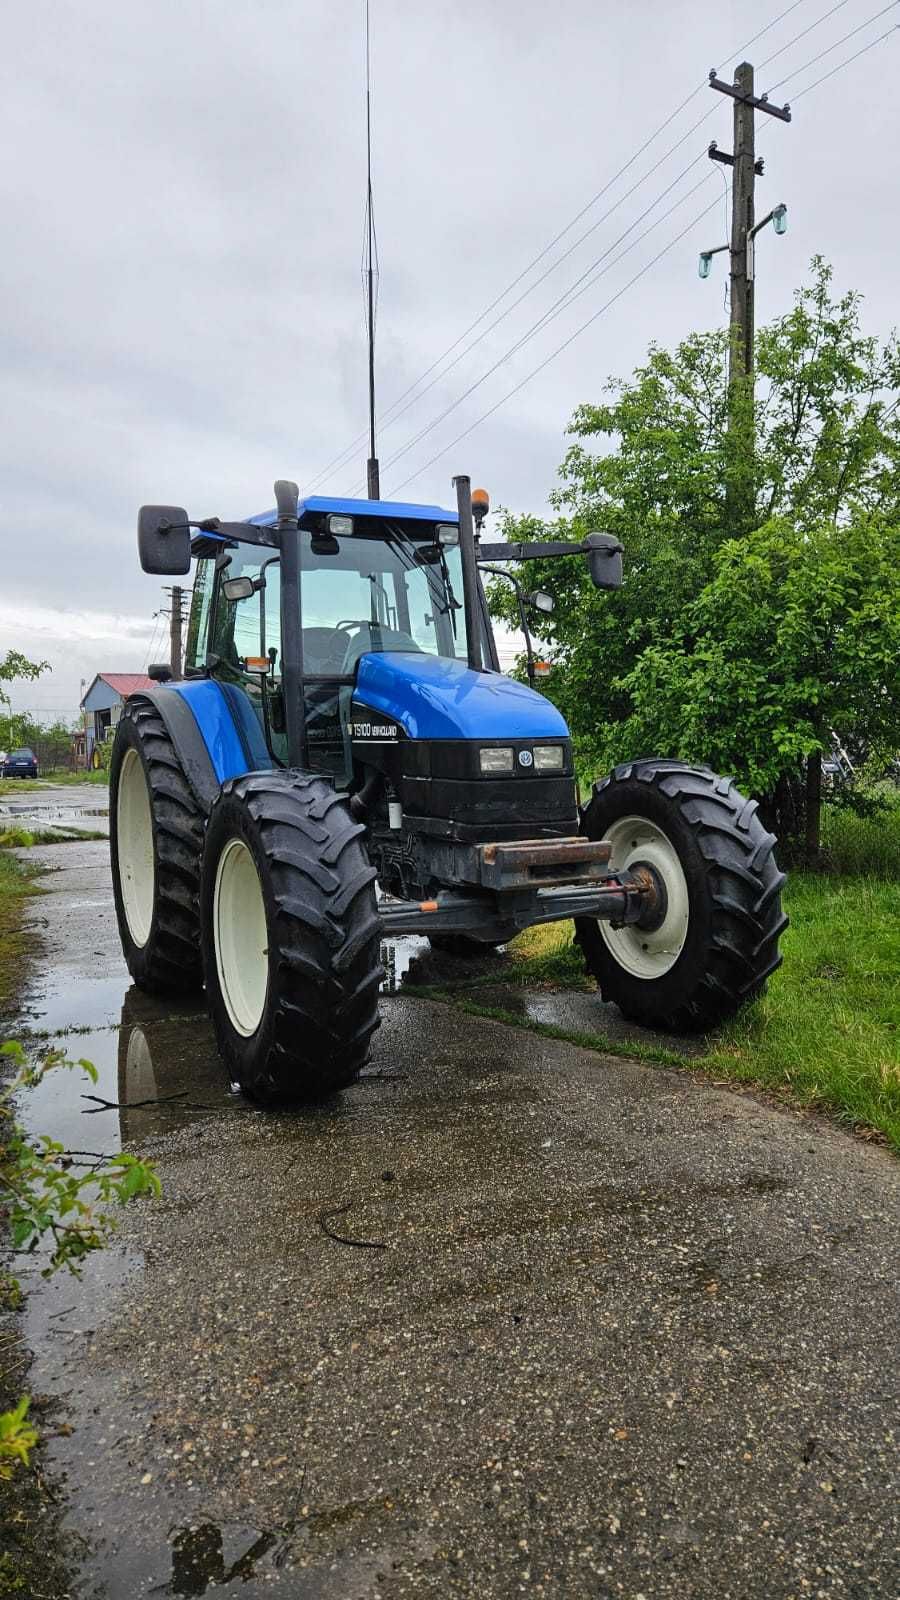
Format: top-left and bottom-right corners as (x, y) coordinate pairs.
(138, 505), (191, 575)
(526, 590), (554, 614)
(221, 575), (258, 603)
(583, 532), (623, 591)
(413, 544), (443, 567)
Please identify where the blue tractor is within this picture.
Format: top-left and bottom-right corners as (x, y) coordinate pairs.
(110, 476), (786, 1103)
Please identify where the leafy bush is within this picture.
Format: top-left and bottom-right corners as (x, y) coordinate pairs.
(0, 1041), (159, 1478)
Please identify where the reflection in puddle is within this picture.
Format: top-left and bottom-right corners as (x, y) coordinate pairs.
(17, 989), (238, 1154)
(0, 798), (109, 834)
(380, 932), (430, 993)
(17, 910), (509, 1161)
(115, 986), (239, 1144)
(168, 1522), (277, 1596)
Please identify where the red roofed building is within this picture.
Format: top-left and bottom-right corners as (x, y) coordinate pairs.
(79, 673), (156, 767)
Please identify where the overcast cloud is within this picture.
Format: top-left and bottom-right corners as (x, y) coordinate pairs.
(1, 0), (897, 716)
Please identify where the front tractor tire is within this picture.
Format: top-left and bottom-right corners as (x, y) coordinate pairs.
(575, 760), (787, 1034)
(110, 696), (205, 995)
(200, 772), (383, 1104)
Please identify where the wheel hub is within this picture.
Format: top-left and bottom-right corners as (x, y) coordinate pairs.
(597, 815), (690, 980)
(628, 859), (669, 934)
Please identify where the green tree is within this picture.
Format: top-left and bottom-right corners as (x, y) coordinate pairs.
(616, 515), (900, 852)
(491, 260), (900, 853)
(0, 652), (50, 751)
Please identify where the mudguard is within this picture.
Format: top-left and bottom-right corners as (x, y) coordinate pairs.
(129, 681), (272, 815)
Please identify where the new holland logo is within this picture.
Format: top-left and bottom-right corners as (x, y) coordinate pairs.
(518, 749), (534, 768)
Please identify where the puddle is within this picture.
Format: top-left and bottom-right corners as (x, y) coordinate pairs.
(15, 919), (500, 1163)
(17, 988), (240, 1155)
(0, 801), (108, 822)
(0, 790), (109, 840)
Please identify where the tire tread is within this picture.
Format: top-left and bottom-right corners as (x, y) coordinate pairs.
(576, 758), (787, 1033)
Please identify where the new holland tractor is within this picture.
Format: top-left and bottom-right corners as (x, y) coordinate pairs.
(110, 476), (786, 1103)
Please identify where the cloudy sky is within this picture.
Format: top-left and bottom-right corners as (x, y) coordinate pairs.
(2, 0), (897, 717)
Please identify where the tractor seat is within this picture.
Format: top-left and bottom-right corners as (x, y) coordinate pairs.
(340, 626), (424, 672)
(302, 627), (347, 673)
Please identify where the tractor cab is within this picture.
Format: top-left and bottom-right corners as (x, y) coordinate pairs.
(187, 495), (492, 790)
(181, 490), (580, 897)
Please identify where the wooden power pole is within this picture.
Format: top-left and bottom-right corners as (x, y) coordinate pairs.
(707, 64), (790, 526)
(728, 61), (757, 389)
(169, 585), (184, 680)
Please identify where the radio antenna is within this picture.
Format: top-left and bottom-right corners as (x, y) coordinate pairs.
(363, 0), (380, 500)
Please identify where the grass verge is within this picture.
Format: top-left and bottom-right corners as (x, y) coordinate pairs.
(0, 852), (41, 1018)
(0, 827), (107, 849)
(40, 768), (108, 787)
(0, 770), (108, 797)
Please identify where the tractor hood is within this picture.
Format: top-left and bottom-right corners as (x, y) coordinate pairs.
(353, 652), (569, 741)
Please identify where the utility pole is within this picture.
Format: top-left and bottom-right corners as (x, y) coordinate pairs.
(168, 585), (184, 679)
(703, 64), (790, 528)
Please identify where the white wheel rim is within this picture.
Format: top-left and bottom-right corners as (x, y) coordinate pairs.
(117, 748), (155, 948)
(598, 814), (690, 980)
(125, 1026), (157, 1104)
(213, 837), (269, 1037)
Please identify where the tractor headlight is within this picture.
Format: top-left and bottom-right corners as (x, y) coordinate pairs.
(533, 745), (564, 771)
(479, 746), (514, 774)
(327, 514), (353, 537)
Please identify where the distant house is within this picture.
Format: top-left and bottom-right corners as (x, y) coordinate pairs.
(79, 673), (154, 766)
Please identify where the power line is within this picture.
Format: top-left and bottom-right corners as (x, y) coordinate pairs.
(302, 0), (824, 496)
(388, 193), (722, 497)
(765, 1), (899, 90)
(727, 0), (814, 62)
(368, 164), (715, 490)
(757, 0), (854, 69)
(144, 614), (164, 670)
(790, 15), (899, 94)
(388, 29), (893, 500)
(304, 91), (713, 495)
(326, 115), (718, 493)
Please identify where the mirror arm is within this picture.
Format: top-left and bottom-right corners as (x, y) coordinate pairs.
(478, 535), (623, 562)
(480, 564), (536, 690)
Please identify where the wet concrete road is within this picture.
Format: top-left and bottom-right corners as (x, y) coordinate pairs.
(8, 789), (900, 1597)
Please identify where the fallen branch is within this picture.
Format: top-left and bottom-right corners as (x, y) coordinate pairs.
(317, 1201), (387, 1251)
(80, 1091), (188, 1113)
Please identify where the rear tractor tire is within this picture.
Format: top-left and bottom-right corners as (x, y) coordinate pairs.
(200, 772), (383, 1103)
(110, 696), (205, 995)
(575, 760), (787, 1033)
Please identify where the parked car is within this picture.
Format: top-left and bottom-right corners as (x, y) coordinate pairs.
(2, 747), (39, 779)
